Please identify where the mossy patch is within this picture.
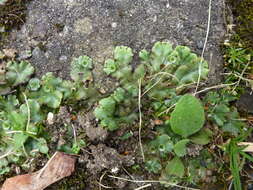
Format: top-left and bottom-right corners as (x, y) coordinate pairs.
(229, 0), (253, 47)
(0, 0), (29, 47)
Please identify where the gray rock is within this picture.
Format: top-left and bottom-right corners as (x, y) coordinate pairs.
(236, 88), (253, 113)
(4, 0), (225, 85)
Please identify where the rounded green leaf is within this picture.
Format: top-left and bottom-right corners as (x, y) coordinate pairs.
(28, 78), (40, 91)
(104, 59), (117, 75)
(114, 46), (133, 65)
(133, 64), (146, 80)
(98, 97), (116, 116)
(37, 138), (49, 154)
(112, 88), (125, 103)
(39, 91), (63, 108)
(70, 56), (93, 82)
(152, 42), (173, 57)
(165, 157), (185, 178)
(20, 99), (42, 123)
(6, 61), (34, 86)
(189, 128), (212, 145)
(170, 94), (205, 137)
(174, 139), (190, 157)
(139, 49), (149, 62)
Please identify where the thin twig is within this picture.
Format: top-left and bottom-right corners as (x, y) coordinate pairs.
(194, 82), (237, 95)
(176, 82), (199, 91)
(0, 149), (14, 159)
(147, 61), (172, 80)
(135, 184), (152, 190)
(97, 181), (113, 189)
(23, 144), (28, 157)
(138, 79), (145, 162)
(122, 167), (135, 180)
(228, 180), (233, 190)
(232, 62), (251, 92)
(23, 93), (30, 132)
(158, 103), (177, 116)
(71, 124), (77, 145)
(194, 0), (212, 95)
(222, 72), (252, 82)
(98, 171), (113, 190)
(37, 152), (58, 179)
(5, 130), (37, 135)
(108, 175), (200, 190)
(7, 13), (25, 24)
(149, 72), (179, 82)
(142, 76), (163, 97)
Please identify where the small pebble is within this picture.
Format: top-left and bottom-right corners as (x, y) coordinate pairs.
(111, 22), (117, 28)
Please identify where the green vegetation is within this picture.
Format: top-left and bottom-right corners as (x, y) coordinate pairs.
(229, 0), (253, 48)
(170, 94), (205, 138)
(95, 42), (208, 131)
(0, 40), (252, 189)
(221, 1), (253, 187)
(0, 56), (93, 175)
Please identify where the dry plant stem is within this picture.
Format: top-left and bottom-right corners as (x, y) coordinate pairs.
(134, 184), (152, 190)
(228, 180), (233, 190)
(97, 181), (113, 189)
(98, 171), (113, 190)
(232, 61), (251, 92)
(238, 142), (253, 152)
(122, 167), (135, 180)
(71, 124), (77, 144)
(194, 0), (212, 95)
(151, 72), (179, 82)
(194, 82), (237, 95)
(108, 175), (200, 190)
(176, 82), (198, 91)
(0, 149), (14, 159)
(22, 144), (28, 157)
(36, 152), (58, 179)
(223, 72), (252, 82)
(148, 62), (171, 80)
(7, 13), (25, 24)
(142, 76), (163, 97)
(158, 103), (176, 116)
(138, 79), (145, 162)
(23, 92), (30, 132)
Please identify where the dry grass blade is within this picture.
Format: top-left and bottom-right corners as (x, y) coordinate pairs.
(138, 79), (145, 162)
(194, 0), (212, 94)
(108, 175), (200, 190)
(238, 142), (253, 152)
(194, 82), (237, 95)
(135, 183), (152, 190)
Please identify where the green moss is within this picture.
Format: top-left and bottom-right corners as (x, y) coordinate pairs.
(230, 0), (253, 47)
(0, 0), (29, 47)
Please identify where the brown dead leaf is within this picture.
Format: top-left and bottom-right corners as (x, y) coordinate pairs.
(1, 152), (76, 190)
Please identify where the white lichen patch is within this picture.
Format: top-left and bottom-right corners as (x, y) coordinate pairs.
(74, 17), (93, 35)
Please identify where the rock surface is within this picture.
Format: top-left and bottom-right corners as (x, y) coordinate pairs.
(3, 0), (225, 84)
